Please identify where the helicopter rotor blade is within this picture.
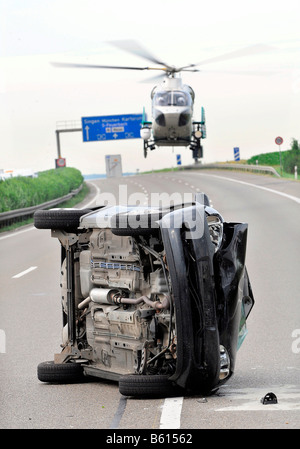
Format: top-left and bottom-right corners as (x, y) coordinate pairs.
(51, 41), (279, 81)
(195, 68), (283, 77)
(51, 62), (169, 72)
(180, 68), (201, 72)
(178, 43), (277, 71)
(107, 39), (171, 69)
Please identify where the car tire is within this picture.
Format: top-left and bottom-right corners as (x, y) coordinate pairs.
(37, 360), (85, 383)
(118, 374), (184, 398)
(34, 209), (91, 230)
(111, 212), (162, 236)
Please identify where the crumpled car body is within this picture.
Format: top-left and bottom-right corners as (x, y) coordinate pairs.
(34, 193), (254, 397)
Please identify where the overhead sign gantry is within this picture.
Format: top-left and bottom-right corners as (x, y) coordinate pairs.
(54, 115), (143, 167)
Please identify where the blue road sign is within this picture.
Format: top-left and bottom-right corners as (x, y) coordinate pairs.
(81, 114), (143, 142)
(234, 147), (240, 161)
(176, 154), (182, 165)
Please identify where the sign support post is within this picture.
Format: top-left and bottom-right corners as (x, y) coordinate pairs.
(275, 136), (283, 176)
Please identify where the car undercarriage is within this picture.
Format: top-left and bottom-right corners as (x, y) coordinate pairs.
(34, 192), (254, 397)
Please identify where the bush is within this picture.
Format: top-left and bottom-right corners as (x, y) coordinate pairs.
(0, 167), (83, 212)
(283, 139), (300, 174)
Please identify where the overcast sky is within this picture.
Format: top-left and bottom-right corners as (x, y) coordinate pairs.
(1, 0), (300, 174)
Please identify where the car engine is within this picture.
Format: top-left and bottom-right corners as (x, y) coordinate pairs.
(60, 210), (177, 380)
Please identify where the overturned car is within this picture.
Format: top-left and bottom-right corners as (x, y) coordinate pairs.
(34, 192), (254, 397)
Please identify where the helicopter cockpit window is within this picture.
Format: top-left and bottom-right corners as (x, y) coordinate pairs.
(173, 92), (188, 106)
(154, 92), (169, 106)
(154, 91), (191, 107)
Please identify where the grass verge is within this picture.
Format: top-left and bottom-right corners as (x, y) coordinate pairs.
(0, 182), (90, 233)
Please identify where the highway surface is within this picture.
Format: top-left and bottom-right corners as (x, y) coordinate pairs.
(0, 169), (300, 430)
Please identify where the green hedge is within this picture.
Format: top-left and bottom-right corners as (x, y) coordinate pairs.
(282, 139), (300, 174)
(247, 151), (289, 166)
(0, 167), (83, 212)
(248, 139), (300, 175)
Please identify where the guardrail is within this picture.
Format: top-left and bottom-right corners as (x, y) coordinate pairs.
(0, 185), (83, 228)
(181, 163), (281, 177)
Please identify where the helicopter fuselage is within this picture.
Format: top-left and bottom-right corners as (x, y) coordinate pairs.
(150, 76), (195, 146)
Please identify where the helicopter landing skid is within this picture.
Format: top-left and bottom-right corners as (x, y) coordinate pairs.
(143, 136), (203, 162)
(190, 137), (203, 162)
(143, 140), (156, 158)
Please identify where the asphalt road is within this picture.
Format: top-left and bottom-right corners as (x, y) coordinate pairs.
(0, 169), (300, 430)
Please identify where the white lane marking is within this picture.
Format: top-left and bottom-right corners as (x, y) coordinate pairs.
(82, 181), (101, 208)
(12, 266), (37, 279)
(216, 386), (300, 411)
(0, 226), (37, 241)
(160, 397), (184, 429)
(0, 329), (6, 353)
(199, 173), (300, 204)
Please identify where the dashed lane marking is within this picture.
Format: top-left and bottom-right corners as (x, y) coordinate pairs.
(160, 396), (184, 429)
(12, 266), (37, 279)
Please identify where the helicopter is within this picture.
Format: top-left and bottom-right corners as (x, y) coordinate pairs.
(53, 40), (274, 160)
(140, 73), (206, 160)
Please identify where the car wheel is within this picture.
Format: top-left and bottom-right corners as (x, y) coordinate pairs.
(118, 374), (184, 398)
(34, 209), (91, 230)
(37, 361), (85, 383)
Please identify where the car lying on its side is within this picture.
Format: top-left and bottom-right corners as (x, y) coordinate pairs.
(34, 192), (254, 397)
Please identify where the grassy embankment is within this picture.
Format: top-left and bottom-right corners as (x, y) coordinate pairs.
(247, 150), (298, 179)
(0, 167), (89, 232)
